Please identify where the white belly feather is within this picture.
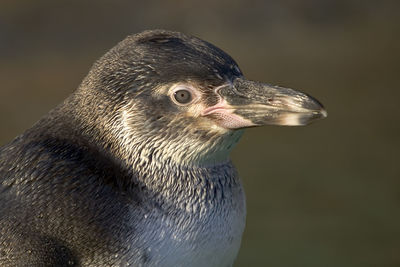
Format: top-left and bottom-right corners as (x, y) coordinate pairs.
(124, 170), (246, 267)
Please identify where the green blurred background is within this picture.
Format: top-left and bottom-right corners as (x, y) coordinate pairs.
(0, 1), (399, 266)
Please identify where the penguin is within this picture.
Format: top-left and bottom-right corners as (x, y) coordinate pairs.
(0, 30), (326, 266)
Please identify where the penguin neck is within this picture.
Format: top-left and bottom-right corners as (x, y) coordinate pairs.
(105, 119), (245, 207)
(114, 125), (244, 169)
(120, 147), (242, 214)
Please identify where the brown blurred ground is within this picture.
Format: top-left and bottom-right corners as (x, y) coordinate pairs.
(0, 1), (399, 266)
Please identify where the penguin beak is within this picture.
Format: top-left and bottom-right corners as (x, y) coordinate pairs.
(202, 78), (327, 129)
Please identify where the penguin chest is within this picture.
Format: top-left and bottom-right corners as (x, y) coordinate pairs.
(127, 184), (246, 267)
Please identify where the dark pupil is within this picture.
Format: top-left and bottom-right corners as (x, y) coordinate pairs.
(174, 90), (192, 104)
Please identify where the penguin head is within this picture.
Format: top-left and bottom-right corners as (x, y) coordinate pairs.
(77, 30), (326, 166)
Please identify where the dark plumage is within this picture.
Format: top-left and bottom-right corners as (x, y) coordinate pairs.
(0, 30), (326, 266)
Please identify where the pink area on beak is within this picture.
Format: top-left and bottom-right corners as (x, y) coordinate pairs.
(201, 99), (256, 129)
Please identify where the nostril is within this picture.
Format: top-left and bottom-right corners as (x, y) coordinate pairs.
(267, 98), (274, 103)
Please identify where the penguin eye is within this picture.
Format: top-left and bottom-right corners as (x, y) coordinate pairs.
(173, 89), (192, 104)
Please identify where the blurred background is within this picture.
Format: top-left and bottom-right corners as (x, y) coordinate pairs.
(0, 0), (399, 266)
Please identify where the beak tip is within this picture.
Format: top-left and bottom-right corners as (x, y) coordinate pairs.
(281, 107), (327, 126)
(320, 108), (328, 118)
